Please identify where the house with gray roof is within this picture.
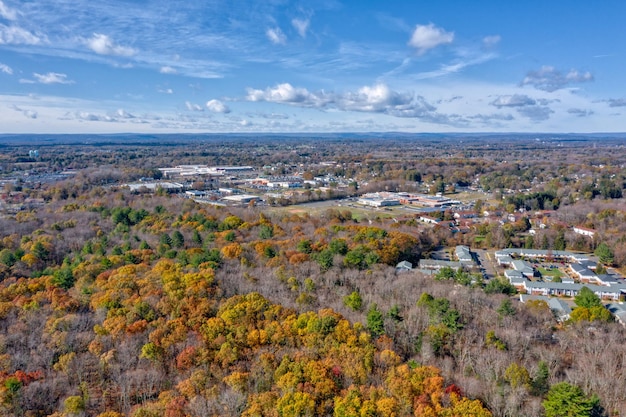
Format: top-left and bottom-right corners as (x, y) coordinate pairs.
(606, 303), (626, 325)
(523, 281), (626, 301)
(548, 298), (573, 321)
(497, 254), (513, 266)
(455, 245), (474, 263)
(569, 263), (598, 283)
(596, 274), (623, 286)
(418, 259), (463, 271)
(512, 260), (535, 278)
(395, 261), (413, 272)
(494, 248), (587, 261)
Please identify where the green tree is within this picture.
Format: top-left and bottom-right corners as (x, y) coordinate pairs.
(543, 382), (603, 417)
(159, 233), (172, 248)
(434, 266), (455, 281)
(343, 291), (363, 311)
(296, 239), (313, 254)
(417, 292), (435, 308)
(258, 224), (274, 239)
(329, 238), (348, 255)
(52, 263), (75, 289)
(388, 304), (403, 322)
(192, 229), (203, 245)
(366, 303), (385, 337)
(554, 230), (566, 250)
(574, 286), (602, 308)
(484, 277), (516, 295)
(263, 245), (276, 259)
(343, 248), (366, 269)
(497, 298), (516, 318)
(0, 249), (16, 267)
(594, 242), (614, 265)
(171, 230), (185, 248)
(316, 249), (334, 271)
(531, 361), (550, 396)
(32, 241), (50, 262)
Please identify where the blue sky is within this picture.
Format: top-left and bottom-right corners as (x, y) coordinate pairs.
(1, 0), (626, 134)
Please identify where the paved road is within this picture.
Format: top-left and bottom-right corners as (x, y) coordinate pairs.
(473, 248), (498, 280)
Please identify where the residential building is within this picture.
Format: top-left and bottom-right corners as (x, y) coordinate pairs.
(573, 226), (596, 238)
(455, 245), (474, 263)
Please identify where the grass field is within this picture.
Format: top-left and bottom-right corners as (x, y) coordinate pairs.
(537, 267), (564, 278)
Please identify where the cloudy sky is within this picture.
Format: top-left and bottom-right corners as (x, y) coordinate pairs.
(1, 0), (626, 134)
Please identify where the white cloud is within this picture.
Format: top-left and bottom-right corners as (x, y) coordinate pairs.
(33, 72), (74, 84)
(266, 27), (286, 45)
(0, 24), (42, 45)
(86, 33), (137, 56)
(185, 101), (203, 111)
(115, 109), (135, 118)
(206, 99), (230, 113)
(490, 94), (536, 108)
(0, 1), (17, 20)
(158, 88), (174, 94)
(247, 83), (330, 107)
(292, 18), (309, 37)
(0, 62), (12, 74)
(340, 83), (414, 113)
(160, 66), (177, 74)
(408, 23), (454, 55)
(482, 35), (501, 47)
(521, 66), (593, 92)
(246, 82), (445, 121)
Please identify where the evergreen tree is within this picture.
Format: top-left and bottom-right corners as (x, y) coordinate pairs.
(574, 286), (602, 308)
(594, 243), (614, 265)
(316, 249), (334, 271)
(497, 298), (516, 317)
(171, 230), (185, 248)
(554, 230), (566, 250)
(531, 361), (550, 396)
(543, 382), (603, 417)
(192, 230), (203, 245)
(159, 233), (172, 247)
(366, 303), (385, 337)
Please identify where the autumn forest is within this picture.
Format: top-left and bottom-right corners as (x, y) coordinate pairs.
(0, 134), (625, 417)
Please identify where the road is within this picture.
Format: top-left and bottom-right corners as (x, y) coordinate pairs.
(473, 248), (498, 280)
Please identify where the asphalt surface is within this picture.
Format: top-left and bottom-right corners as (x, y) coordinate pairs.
(473, 248), (498, 280)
